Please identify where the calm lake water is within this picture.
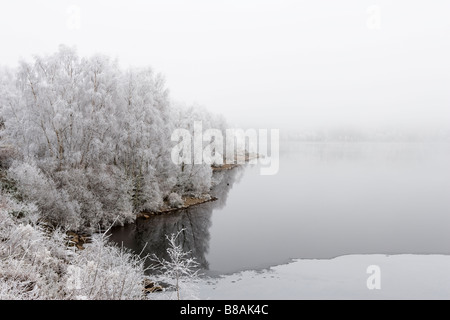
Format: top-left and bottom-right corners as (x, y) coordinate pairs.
(109, 141), (450, 275)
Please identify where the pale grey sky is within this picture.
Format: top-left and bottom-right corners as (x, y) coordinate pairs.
(1, 0), (449, 131)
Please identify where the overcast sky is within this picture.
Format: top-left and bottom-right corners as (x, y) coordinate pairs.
(1, 0), (449, 131)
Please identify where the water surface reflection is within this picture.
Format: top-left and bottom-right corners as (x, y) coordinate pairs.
(108, 166), (244, 273)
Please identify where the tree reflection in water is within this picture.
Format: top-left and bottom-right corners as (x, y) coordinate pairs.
(108, 166), (244, 273)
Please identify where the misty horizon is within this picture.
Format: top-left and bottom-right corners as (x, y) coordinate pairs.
(1, 0), (449, 132)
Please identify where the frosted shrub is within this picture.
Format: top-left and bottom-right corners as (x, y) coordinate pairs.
(0, 189), (38, 223)
(0, 192), (70, 299)
(150, 229), (201, 300)
(175, 163), (212, 197)
(67, 233), (148, 300)
(0, 146), (18, 170)
(8, 161), (82, 230)
(0, 259), (41, 300)
(137, 177), (164, 213)
(55, 166), (135, 231)
(168, 192), (183, 208)
(0, 190), (151, 300)
(7, 161), (135, 231)
(84, 166), (134, 227)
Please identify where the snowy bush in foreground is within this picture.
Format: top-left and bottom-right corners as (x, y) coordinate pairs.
(0, 190), (150, 300)
(0, 199), (71, 299)
(66, 233), (148, 300)
(1, 190), (205, 300)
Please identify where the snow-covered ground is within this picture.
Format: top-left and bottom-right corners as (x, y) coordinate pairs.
(198, 254), (450, 300)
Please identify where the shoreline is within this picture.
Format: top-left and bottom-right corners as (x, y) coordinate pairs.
(48, 155), (258, 246)
(198, 254), (450, 299)
(137, 154), (259, 218)
(137, 195), (218, 218)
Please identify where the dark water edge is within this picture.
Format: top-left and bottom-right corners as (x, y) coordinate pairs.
(108, 165), (245, 276)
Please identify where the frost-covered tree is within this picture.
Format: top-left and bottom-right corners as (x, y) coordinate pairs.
(170, 104), (228, 196)
(117, 68), (178, 212)
(150, 229), (201, 300)
(0, 45), (225, 231)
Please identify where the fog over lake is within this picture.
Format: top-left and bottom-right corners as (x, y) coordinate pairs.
(110, 141), (450, 275)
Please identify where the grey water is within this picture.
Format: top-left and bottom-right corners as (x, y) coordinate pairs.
(109, 141), (450, 275)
